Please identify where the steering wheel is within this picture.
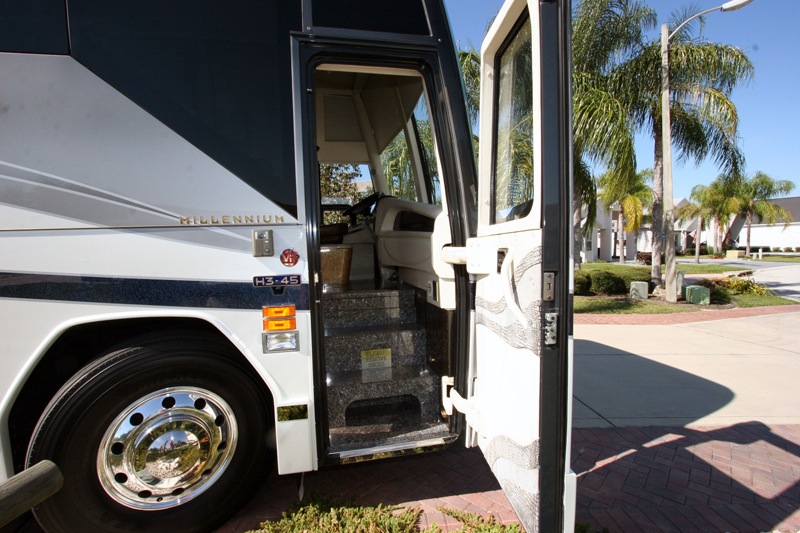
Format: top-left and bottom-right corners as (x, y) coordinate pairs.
(343, 192), (385, 223)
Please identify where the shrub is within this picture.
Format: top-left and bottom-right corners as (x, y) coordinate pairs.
(721, 277), (770, 296)
(589, 270), (627, 295)
(574, 270), (592, 295)
(684, 244), (709, 256)
(784, 247), (793, 253)
(710, 285), (732, 304)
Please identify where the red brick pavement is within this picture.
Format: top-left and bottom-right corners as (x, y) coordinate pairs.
(9, 424), (799, 532)
(215, 446), (520, 533)
(215, 422), (800, 533)
(572, 424), (800, 533)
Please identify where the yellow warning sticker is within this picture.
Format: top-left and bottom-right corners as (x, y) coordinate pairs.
(361, 348), (392, 382)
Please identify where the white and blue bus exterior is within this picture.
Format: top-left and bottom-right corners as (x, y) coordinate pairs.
(0, 0), (575, 531)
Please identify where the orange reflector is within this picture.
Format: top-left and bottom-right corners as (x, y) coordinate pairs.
(264, 318), (297, 331)
(262, 305), (296, 318)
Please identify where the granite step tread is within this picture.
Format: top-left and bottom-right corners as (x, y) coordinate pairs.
(321, 285), (420, 329)
(329, 421), (451, 454)
(325, 364), (434, 387)
(324, 321), (422, 338)
(323, 328), (427, 373)
(325, 368), (440, 428)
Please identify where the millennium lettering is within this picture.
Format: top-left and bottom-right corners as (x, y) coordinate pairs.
(179, 214), (286, 226)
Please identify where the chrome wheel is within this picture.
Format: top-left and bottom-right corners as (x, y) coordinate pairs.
(28, 332), (272, 533)
(97, 386), (238, 510)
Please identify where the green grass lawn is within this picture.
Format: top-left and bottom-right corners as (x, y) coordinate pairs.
(750, 255), (800, 263)
(672, 263), (749, 274)
(574, 293), (797, 314)
(574, 296), (698, 314)
(731, 293), (799, 308)
(580, 262), (747, 275)
(575, 261), (798, 313)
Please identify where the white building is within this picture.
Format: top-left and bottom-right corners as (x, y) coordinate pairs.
(580, 195), (800, 262)
(728, 196), (800, 252)
(580, 197), (694, 263)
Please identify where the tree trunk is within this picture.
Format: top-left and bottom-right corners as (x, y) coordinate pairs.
(573, 187), (584, 269)
(745, 211), (753, 257)
(651, 128), (664, 285)
(618, 211), (625, 264)
(694, 215), (701, 264)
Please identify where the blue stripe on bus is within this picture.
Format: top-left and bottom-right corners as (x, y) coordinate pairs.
(0, 272), (310, 310)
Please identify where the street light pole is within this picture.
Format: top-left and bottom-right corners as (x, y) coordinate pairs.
(660, 0), (754, 303)
(661, 22), (676, 302)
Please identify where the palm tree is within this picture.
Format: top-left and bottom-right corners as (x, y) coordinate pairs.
(458, 48), (481, 130)
(703, 175), (742, 253)
(733, 172), (795, 256)
(571, 0), (656, 265)
(599, 168), (653, 263)
(611, 6), (753, 284)
(676, 183), (712, 263)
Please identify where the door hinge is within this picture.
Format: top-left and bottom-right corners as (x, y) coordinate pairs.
(543, 272), (555, 301)
(544, 312), (558, 346)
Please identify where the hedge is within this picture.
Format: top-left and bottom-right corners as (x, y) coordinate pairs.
(589, 270), (627, 295)
(574, 271), (592, 295)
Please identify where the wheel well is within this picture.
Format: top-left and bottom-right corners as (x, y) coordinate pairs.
(8, 317), (270, 474)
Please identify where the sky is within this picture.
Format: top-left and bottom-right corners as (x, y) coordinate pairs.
(443, 0), (800, 201)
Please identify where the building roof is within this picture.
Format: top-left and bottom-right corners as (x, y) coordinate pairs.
(764, 196), (800, 222)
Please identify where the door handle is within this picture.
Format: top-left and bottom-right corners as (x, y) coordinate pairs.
(500, 249), (528, 328)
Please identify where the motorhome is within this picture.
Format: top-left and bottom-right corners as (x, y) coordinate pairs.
(0, 0), (575, 531)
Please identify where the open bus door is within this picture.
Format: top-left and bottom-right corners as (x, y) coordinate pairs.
(443, 0), (574, 531)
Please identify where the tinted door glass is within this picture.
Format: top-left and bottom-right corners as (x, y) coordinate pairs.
(492, 18), (534, 224)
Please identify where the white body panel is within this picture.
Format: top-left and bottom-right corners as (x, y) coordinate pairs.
(0, 302), (316, 481)
(0, 53), (316, 481)
(0, 53), (293, 230)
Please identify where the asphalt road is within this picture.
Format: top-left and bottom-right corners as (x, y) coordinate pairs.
(750, 263), (800, 301)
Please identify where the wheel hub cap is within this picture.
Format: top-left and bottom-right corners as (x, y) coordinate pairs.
(97, 387), (237, 510)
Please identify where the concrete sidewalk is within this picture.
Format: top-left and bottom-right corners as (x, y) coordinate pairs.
(573, 310), (800, 428)
(570, 309), (800, 532)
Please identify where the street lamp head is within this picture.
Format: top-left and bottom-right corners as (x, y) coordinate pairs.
(721, 0), (754, 12)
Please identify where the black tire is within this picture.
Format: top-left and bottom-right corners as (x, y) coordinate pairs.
(26, 331), (274, 533)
